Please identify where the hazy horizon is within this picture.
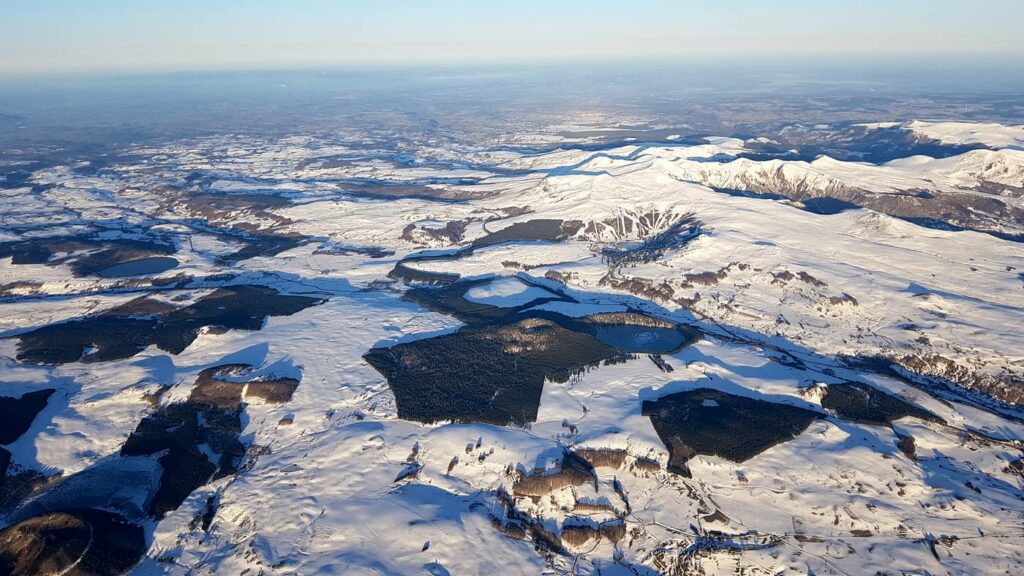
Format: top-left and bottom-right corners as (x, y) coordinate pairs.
(3, 0), (1023, 75)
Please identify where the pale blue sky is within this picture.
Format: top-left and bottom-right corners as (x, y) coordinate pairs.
(2, 0), (1022, 73)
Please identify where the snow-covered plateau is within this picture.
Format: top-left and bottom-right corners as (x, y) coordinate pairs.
(1, 118), (1023, 576)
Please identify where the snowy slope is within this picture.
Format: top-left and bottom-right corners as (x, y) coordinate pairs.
(906, 120), (1024, 149)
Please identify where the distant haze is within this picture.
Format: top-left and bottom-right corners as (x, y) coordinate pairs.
(2, 0), (1023, 74)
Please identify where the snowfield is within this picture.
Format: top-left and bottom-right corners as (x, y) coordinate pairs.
(905, 120), (1024, 149)
(464, 278), (556, 308)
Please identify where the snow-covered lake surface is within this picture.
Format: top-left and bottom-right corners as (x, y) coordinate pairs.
(463, 277), (553, 308)
(97, 256), (180, 278)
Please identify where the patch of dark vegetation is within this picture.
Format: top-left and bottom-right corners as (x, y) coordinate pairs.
(401, 220), (470, 246)
(141, 384), (172, 409)
(490, 516), (528, 541)
(0, 467), (52, 514)
(314, 242), (394, 258)
(340, 181), (484, 201)
(185, 364), (255, 408)
(14, 285), (321, 364)
(121, 400), (244, 517)
(218, 232), (306, 264)
(820, 382), (943, 426)
(543, 270), (575, 284)
(649, 354), (673, 372)
(0, 281), (44, 298)
(771, 268), (832, 289)
(387, 262), (461, 285)
(182, 191), (294, 212)
(365, 318), (628, 426)
(902, 214), (1013, 239)
(573, 448), (627, 470)
(679, 269), (728, 288)
(0, 508), (146, 576)
(121, 363), (296, 518)
(0, 389), (54, 444)
(642, 388), (822, 476)
(897, 434), (917, 461)
(599, 275), (681, 305)
(163, 191), (295, 233)
(493, 489), (566, 555)
(244, 377), (300, 404)
(631, 456), (662, 475)
(472, 219), (583, 249)
(561, 520), (627, 549)
(797, 271), (827, 287)
(559, 524), (598, 549)
(513, 450), (596, 497)
(190, 494), (219, 532)
(840, 353), (1024, 417)
(0, 363), (301, 571)
(1004, 458), (1024, 477)
(825, 293), (858, 306)
(502, 260), (564, 271)
(584, 312), (677, 329)
(572, 500), (619, 515)
(602, 213), (702, 267)
(0, 236), (177, 277)
(0, 390), (52, 506)
(157, 189), (308, 264)
(778, 184), (1023, 243)
(493, 482), (626, 558)
(14, 317), (150, 364)
(370, 277), (699, 425)
(898, 353), (1024, 406)
(104, 296), (180, 318)
(147, 272), (195, 288)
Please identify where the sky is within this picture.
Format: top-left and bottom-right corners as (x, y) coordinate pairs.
(2, 0), (1023, 74)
